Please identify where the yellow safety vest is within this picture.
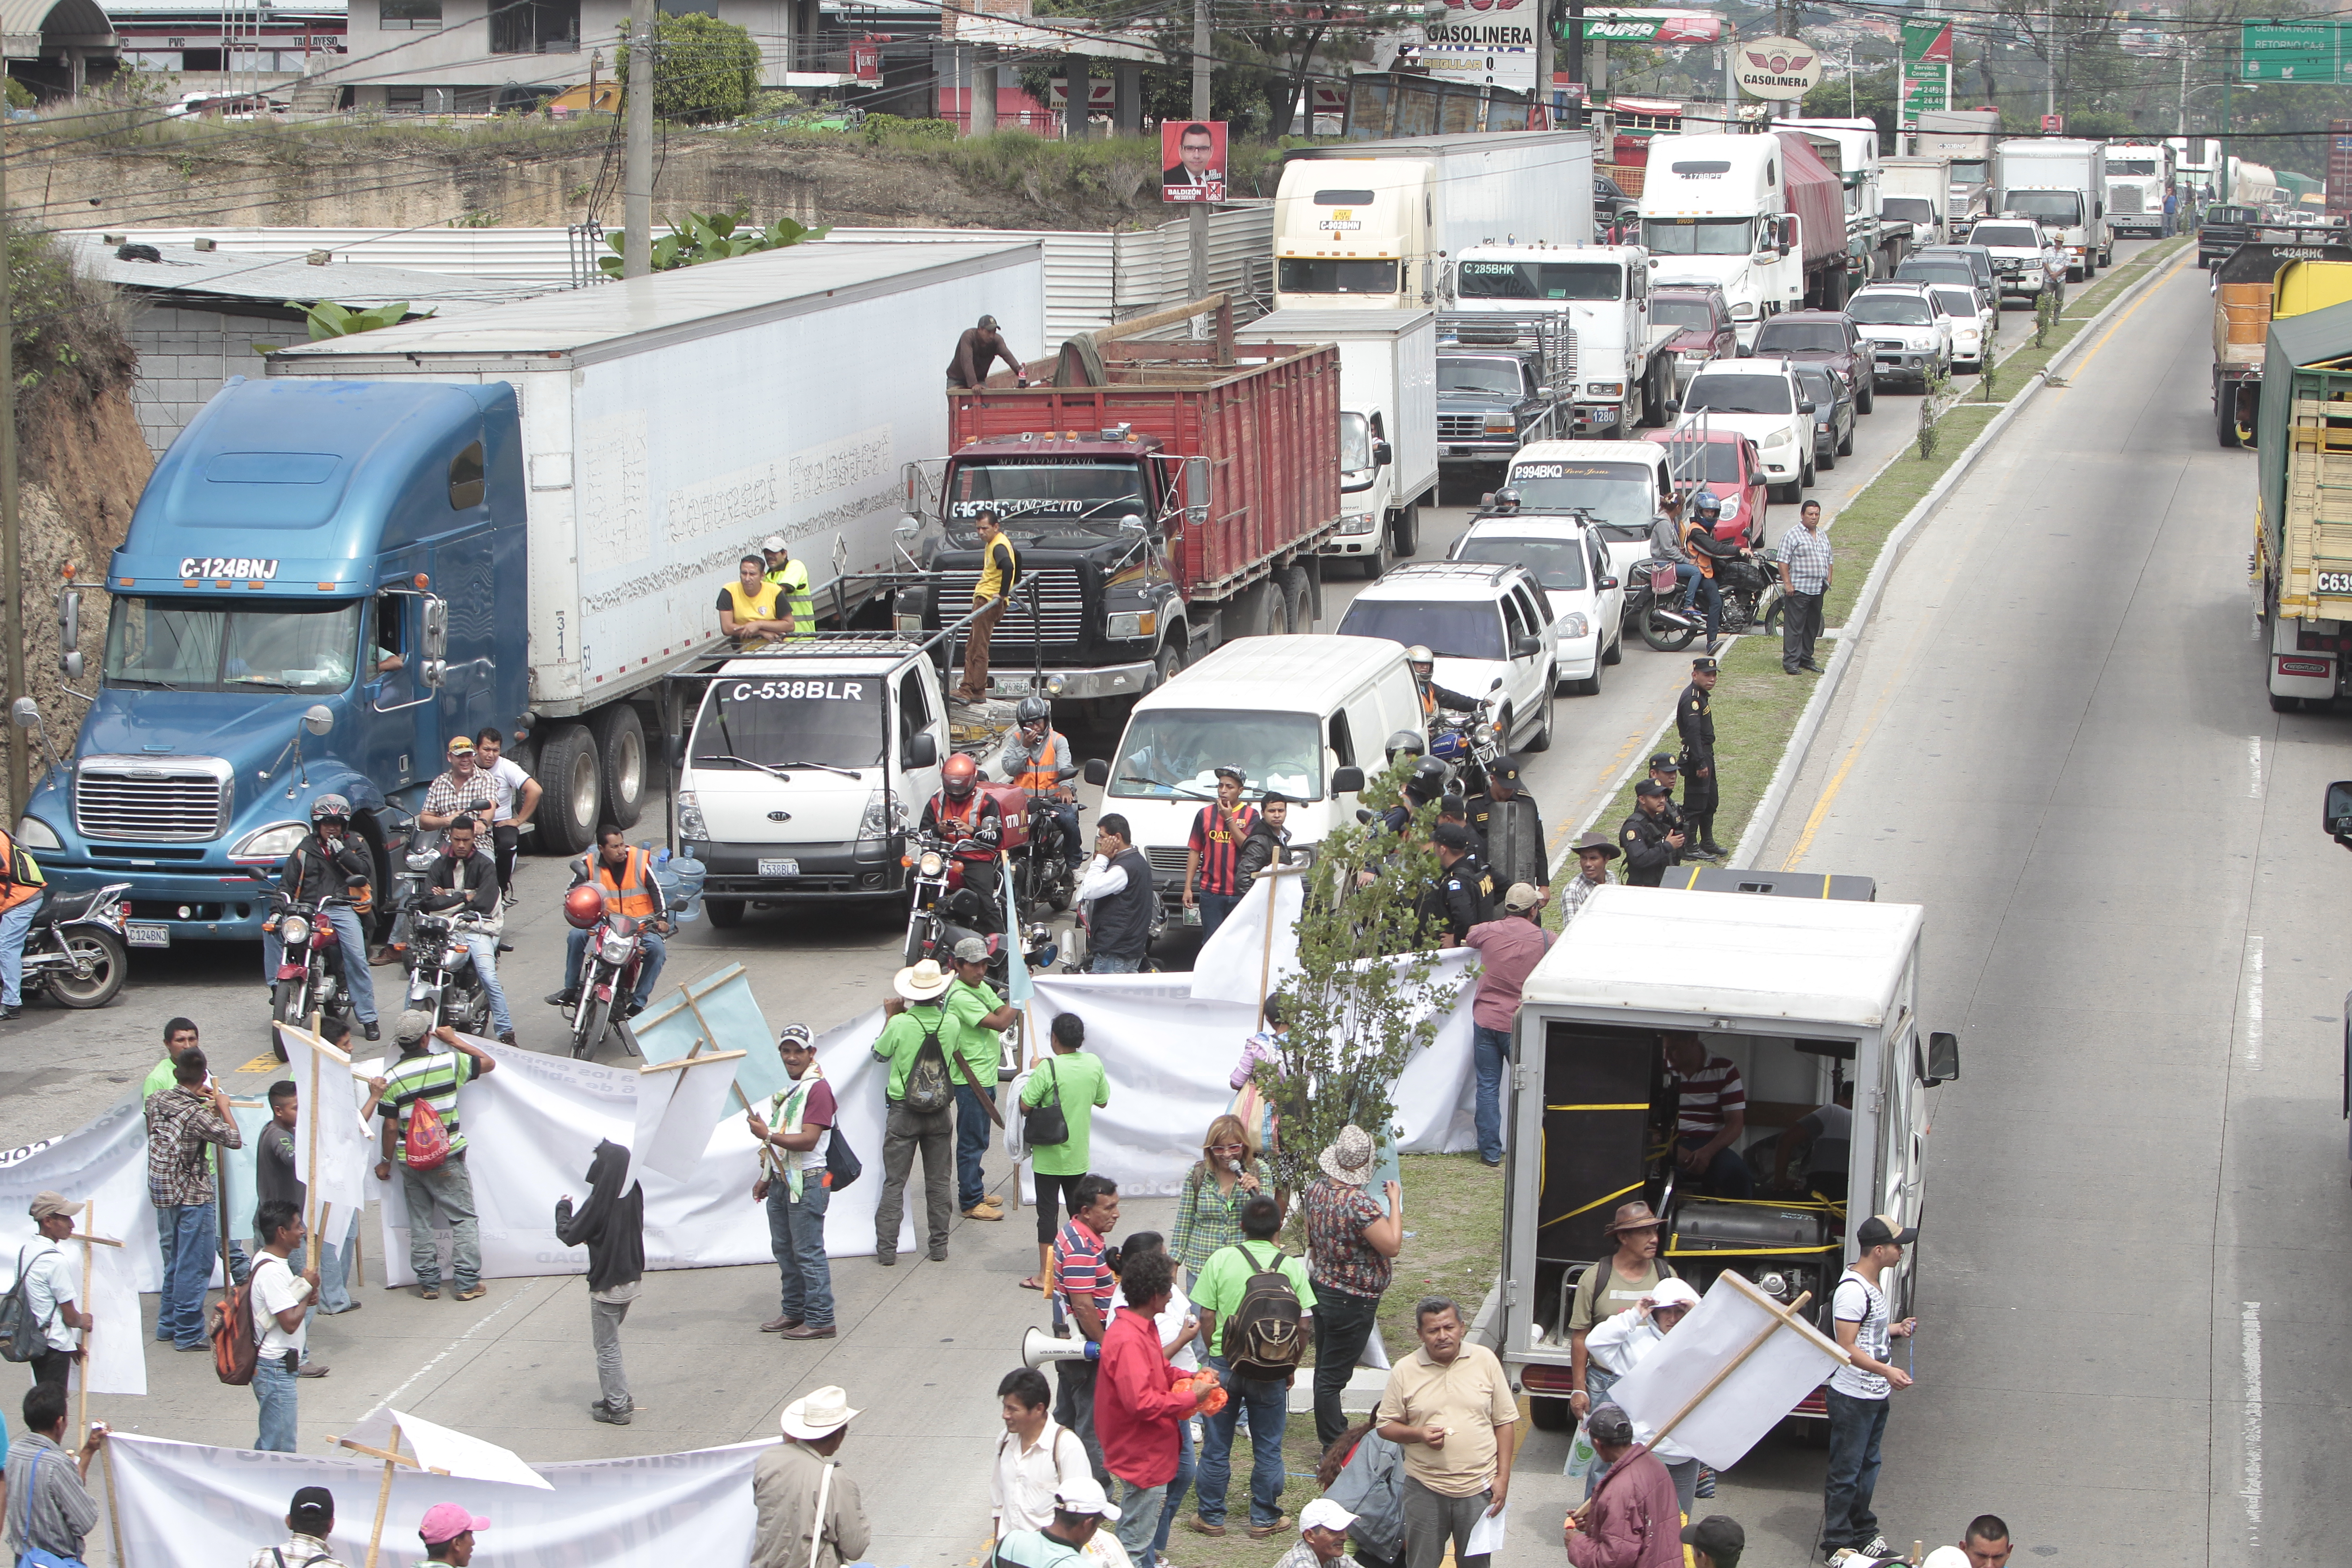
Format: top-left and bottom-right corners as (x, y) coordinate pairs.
(763, 558), (814, 639)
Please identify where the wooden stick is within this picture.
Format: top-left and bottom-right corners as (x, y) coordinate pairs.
(305, 1041), (322, 1274)
(638, 1048), (747, 1075)
(1644, 1289), (1813, 1454)
(76, 1198), (92, 1442)
(101, 1440), (125, 1568)
(351, 1421), (458, 1568)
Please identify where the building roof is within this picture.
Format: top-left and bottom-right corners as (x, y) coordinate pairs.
(70, 234), (545, 315)
(101, 0), (342, 14)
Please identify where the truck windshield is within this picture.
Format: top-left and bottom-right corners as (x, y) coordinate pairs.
(2002, 190), (2082, 226)
(1684, 374), (1794, 415)
(946, 459), (1147, 539)
(1439, 357), (1525, 395)
(1948, 159), (1988, 184)
(1504, 459), (1653, 524)
(1881, 197), (1936, 225)
(1650, 298), (1716, 330)
(1277, 258), (1397, 295)
(1458, 260), (1623, 301)
(102, 597), (363, 693)
(1340, 411), (1373, 478)
(1753, 321), (1845, 353)
(1457, 534), (1588, 592)
(1642, 217), (1755, 256)
(1847, 296), (1932, 326)
(1336, 599), (1504, 661)
(690, 674), (882, 771)
(1111, 709), (1323, 802)
(2108, 160), (2157, 176)
(1969, 223), (2040, 248)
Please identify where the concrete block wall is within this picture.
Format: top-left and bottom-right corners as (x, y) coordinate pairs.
(128, 305), (290, 455)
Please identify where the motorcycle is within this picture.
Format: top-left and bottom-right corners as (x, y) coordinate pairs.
(401, 908), (495, 1037)
(1429, 686), (1507, 795)
(1009, 788), (1085, 926)
(1628, 560), (1703, 651)
(1714, 549), (1785, 637)
(12, 882), (132, 1010)
(556, 890), (650, 1062)
(903, 830), (1011, 986)
(261, 882), (364, 1046)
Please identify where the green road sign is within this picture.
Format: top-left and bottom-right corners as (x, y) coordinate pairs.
(2242, 20), (2347, 83)
(1903, 63), (1951, 120)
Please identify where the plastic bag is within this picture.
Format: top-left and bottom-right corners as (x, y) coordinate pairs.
(1564, 1419), (1597, 1482)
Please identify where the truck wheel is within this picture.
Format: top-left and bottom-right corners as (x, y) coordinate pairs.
(2217, 390), (2242, 449)
(1529, 1396), (1571, 1433)
(1280, 565), (1311, 634)
(1395, 504), (1420, 559)
(536, 723), (601, 856)
(1361, 530), (1390, 580)
(705, 898), (745, 928)
(1236, 579), (1280, 641)
(1856, 378), (1874, 416)
(592, 704), (647, 829)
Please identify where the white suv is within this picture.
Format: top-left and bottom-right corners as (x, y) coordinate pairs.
(1335, 561), (1561, 752)
(1677, 359), (1814, 503)
(1846, 282), (1956, 389)
(1966, 219), (2069, 304)
(1448, 509), (1626, 695)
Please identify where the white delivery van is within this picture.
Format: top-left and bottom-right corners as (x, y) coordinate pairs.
(1504, 438), (1673, 586)
(1102, 635), (1419, 909)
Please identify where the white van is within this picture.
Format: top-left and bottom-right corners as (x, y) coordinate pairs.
(1504, 439), (1673, 586)
(1103, 635), (1420, 908)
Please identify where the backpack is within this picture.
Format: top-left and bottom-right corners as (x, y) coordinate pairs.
(1224, 1241), (1306, 1381)
(902, 1013), (953, 1115)
(403, 1092), (452, 1173)
(212, 1267), (260, 1387)
(1022, 1059), (1069, 1148)
(0, 1246), (55, 1364)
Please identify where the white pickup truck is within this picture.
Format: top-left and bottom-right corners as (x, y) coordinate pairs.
(1453, 243), (1675, 439)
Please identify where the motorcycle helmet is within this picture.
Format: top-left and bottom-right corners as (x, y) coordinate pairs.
(1405, 644), (1435, 682)
(942, 752), (980, 800)
(1384, 729), (1427, 766)
(1491, 487), (1522, 514)
(1688, 490), (1724, 523)
(1406, 756), (1450, 802)
(1013, 695), (1052, 727)
(310, 794), (351, 826)
(563, 884), (607, 930)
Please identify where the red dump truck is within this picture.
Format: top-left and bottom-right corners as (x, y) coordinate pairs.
(903, 298), (1342, 716)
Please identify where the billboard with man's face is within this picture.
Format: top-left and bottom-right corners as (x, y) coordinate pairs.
(1162, 121), (1226, 202)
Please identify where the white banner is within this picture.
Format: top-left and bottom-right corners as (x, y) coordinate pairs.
(1188, 870), (1310, 1006)
(105, 1431), (768, 1567)
(278, 1023), (376, 1228)
(1608, 1271), (1848, 1471)
(79, 1212), (145, 1397)
(392, 1407), (553, 1489)
(0, 1097), (162, 1295)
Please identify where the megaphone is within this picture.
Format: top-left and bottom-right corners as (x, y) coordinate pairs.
(1021, 1326), (1091, 1370)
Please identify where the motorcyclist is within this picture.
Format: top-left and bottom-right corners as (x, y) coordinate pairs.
(414, 813), (514, 1045)
(997, 696), (1082, 868)
(263, 794), (380, 1041)
(1681, 491), (1747, 653)
(1648, 492), (1700, 611)
(1406, 645), (1482, 725)
(551, 826), (672, 1017)
(920, 752), (1004, 905)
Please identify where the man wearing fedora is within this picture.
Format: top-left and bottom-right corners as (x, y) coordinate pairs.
(1567, 1202), (1677, 1425)
(1556, 833), (1619, 926)
(1460, 884), (1554, 1166)
(1303, 1126), (1403, 1446)
(872, 959), (960, 1264)
(754, 1386), (872, 1568)
(20, 1192), (91, 1393)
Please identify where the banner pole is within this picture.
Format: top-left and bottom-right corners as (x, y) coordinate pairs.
(76, 1198), (93, 1441)
(362, 1421), (403, 1568)
(101, 1442), (125, 1568)
(305, 1042), (323, 1274)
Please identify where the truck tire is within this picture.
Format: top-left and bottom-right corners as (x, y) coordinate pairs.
(1154, 638), (1186, 691)
(536, 722), (601, 856)
(1280, 565), (1311, 634)
(1361, 528), (1391, 580)
(1529, 1396), (1571, 1433)
(592, 703), (647, 829)
(705, 898), (745, 928)
(1395, 504), (1420, 559)
(1235, 578), (1280, 641)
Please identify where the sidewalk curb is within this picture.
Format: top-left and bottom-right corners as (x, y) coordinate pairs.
(1728, 243), (2191, 866)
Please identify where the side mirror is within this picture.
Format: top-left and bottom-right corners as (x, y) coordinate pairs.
(667, 733), (686, 769)
(1083, 758), (1109, 787)
(1373, 440), (1394, 467)
(1736, 344), (1753, 358)
(420, 596), (449, 690)
(1487, 675), (1505, 692)
(1599, 576), (1619, 590)
(2327, 780), (2352, 845)
(905, 731), (940, 770)
(55, 587), (78, 659)
(301, 704), (334, 737)
(8, 697), (39, 732)
(1923, 1030), (1961, 1086)
(1662, 401), (1680, 419)
(894, 515), (921, 540)
(1800, 399), (1817, 414)
(1332, 765), (1366, 794)
(1511, 635), (1542, 659)
(1183, 455), (1212, 522)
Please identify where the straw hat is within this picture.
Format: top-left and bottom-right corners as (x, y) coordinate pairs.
(894, 959), (953, 1002)
(780, 1385), (861, 1440)
(1317, 1125), (1376, 1186)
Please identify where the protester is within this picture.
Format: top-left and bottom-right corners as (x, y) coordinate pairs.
(1568, 1203), (1674, 1424)
(1958, 1516), (2012, 1568)
(1075, 816), (1153, 974)
(749, 1024), (835, 1339)
(1583, 1279), (1703, 1511)
(1303, 1127), (1402, 1447)
(992, 1367), (1092, 1541)
(1460, 884), (1555, 1166)
(990, 1479), (1120, 1568)
(1684, 1516), (1745, 1568)
(144, 1019), (251, 1311)
(1168, 1115), (1262, 1287)
(1107, 1232), (1198, 1568)
(247, 1486), (347, 1568)
(1190, 1192), (1316, 1539)
(143, 1046), (243, 1350)
(554, 1139), (644, 1424)
(1049, 1176), (1120, 1487)
(1556, 833), (1619, 926)
(1021, 1013), (1108, 1291)
(237, 1200), (319, 1453)
(752, 1387), (872, 1568)
(1270, 1499), (1355, 1568)
(261, 1042), (372, 1322)
(1823, 1216), (1920, 1565)
(416, 1503), (489, 1566)
(0, 816), (45, 1021)
(1661, 1032), (1752, 1198)
(374, 1016), (498, 1302)
(6, 1384), (101, 1563)
(1320, 1420), (1405, 1568)
(1225, 1001), (1286, 1159)
(1374, 1298), (1516, 1568)
(1095, 1247), (1211, 1564)
(19, 1193), (88, 1392)
(873, 959), (959, 1266)
(1183, 767), (1259, 939)
(1560, 1404), (1678, 1568)
(1236, 793), (1292, 885)
(470, 728), (541, 904)
(946, 936), (1015, 1222)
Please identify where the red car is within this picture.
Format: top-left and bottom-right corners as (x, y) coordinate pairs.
(1651, 283), (1738, 399)
(1643, 426), (1769, 548)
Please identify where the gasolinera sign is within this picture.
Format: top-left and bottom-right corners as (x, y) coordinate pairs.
(1732, 35), (1824, 100)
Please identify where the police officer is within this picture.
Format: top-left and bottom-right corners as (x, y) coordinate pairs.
(1466, 754), (1549, 905)
(1646, 753), (1693, 846)
(1618, 780), (1686, 888)
(1677, 656), (1727, 860)
(1380, 757), (1451, 836)
(1416, 822), (1491, 946)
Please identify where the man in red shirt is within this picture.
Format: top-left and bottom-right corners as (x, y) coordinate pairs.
(1052, 1176), (1121, 1487)
(1184, 767), (1258, 940)
(1562, 1404), (1682, 1568)
(1460, 884), (1555, 1167)
(1095, 1247), (1210, 1564)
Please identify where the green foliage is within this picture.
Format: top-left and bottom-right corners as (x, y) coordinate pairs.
(4, 79), (32, 111)
(599, 205), (829, 277)
(1915, 359), (1951, 462)
(252, 298), (432, 354)
(615, 11), (761, 123)
(859, 112), (955, 146)
(2033, 286), (2059, 349)
(1248, 762), (1463, 1200)
(5, 221), (134, 407)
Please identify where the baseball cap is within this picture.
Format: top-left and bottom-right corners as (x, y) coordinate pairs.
(26, 1192), (74, 1223)
(953, 936), (989, 964)
(1431, 823), (1477, 853)
(1854, 1213), (1918, 1248)
(418, 1503), (488, 1546)
(761, 535), (787, 553)
(1300, 1498), (1358, 1534)
(444, 735), (475, 754)
(288, 1486), (335, 1536)
(1585, 1402), (1634, 1446)
(1501, 882), (1540, 914)
(1634, 779), (1669, 798)
(1681, 1516), (1745, 1565)
(1213, 764), (1246, 784)
(393, 1009), (436, 1046)
(1054, 1477), (1120, 1522)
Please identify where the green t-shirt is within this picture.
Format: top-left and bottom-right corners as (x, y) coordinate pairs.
(873, 1004), (953, 1102)
(943, 978), (1004, 1088)
(1192, 1237), (1319, 1357)
(1018, 1051), (1107, 1177)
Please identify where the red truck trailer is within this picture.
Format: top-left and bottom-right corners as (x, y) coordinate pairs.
(907, 298), (1342, 715)
(1776, 131), (1853, 308)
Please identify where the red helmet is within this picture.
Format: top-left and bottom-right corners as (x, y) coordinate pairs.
(564, 884), (607, 930)
(942, 752), (979, 800)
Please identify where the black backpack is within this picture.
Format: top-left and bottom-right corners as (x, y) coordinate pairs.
(1224, 1241), (1307, 1381)
(826, 1124), (862, 1191)
(0, 1246), (53, 1364)
(903, 1010), (953, 1115)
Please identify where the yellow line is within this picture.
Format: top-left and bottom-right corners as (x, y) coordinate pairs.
(2052, 248), (2191, 392)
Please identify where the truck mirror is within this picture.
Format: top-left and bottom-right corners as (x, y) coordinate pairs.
(8, 697), (38, 731)
(905, 732), (939, 770)
(1083, 758), (1109, 787)
(1184, 455), (1212, 520)
(60, 652), (82, 681)
(301, 704), (334, 737)
(895, 515), (920, 539)
(1487, 675), (1505, 691)
(1923, 1030), (1961, 1086)
(421, 596), (449, 664)
(1373, 440), (1393, 467)
(55, 587), (78, 651)
(1332, 765), (1366, 794)
(2327, 780), (2352, 843)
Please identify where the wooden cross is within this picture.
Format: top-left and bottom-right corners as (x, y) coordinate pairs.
(68, 1199), (123, 1442)
(335, 1422), (451, 1568)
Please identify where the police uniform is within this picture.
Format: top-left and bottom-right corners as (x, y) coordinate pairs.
(1618, 785), (1683, 888)
(1646, 754), (1693, 845)
(1417, 826), (1492, 945)
(1677, 660), (1722, 854)
(1466, 756), (1549, 895)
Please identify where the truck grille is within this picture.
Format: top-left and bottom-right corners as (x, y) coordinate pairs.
(1439, 414), (1496, 441)
(2111, 187), (2144, 214)
(1144, 846), (1189, 878)
(74, 764), (227, 842)
(938, 567), (1087, 645)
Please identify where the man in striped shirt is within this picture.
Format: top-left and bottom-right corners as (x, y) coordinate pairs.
(374, 1012), (499, 1301)
(1050, 1175), (1121, 1489)
(1185, 768), (1259, 940)
(1662, 1033), (1752, 1199)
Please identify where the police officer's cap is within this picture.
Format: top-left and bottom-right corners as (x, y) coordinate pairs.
(1691, 657), (1719, 674)
(1432, 823), (1478, 852)
(1487, 755), (1521, 786)
(1634, 780), (1669, 798)
(1647, 753), (1679, 773)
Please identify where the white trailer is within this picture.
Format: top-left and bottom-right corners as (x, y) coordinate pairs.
(1881, 154), (1956, 245)
(1915, 109), (2000, 221)
(1995, 138), (2111, 277)
(1451, 243), (1675, 440)
(1237, 308), (1439, 576)
(1272, 132), (1594, 313)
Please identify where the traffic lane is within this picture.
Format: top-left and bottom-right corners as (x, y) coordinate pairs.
(1750, 252), (2326, 1560)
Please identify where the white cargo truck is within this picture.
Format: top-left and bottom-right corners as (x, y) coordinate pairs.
(2104, 142), (2174, 236)
(1236, 308), (1438, 578)
(1272, 132), (1594, 313)
(1994, 138), (2111, 278)
(1881, 154), (1957, 245)
(1914, 109), (2000, 222)
(1780, 117), (1913, 279)
(1451, 243), (1675, 440)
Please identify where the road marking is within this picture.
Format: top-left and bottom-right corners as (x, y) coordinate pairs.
(2242, 1301), (2264, 1548)
(356, 1275), (550, 1423)
(2248, 736), (2265, 798)
(2049, 249), (2189, 390)
(2242, 935), (2265, 1073)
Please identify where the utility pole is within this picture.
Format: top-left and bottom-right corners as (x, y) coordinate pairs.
(624, 9), (656, 279)
(1535, 0), (1555, 128)
(2177, 38), (2189, 138)
(2044, 0), (2056, 122)
(1187, 0), (1209, 300)
(0, 111), (22, 819)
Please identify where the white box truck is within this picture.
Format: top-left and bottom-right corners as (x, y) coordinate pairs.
(1995, 138), (2110, 278)
(1451, 243), (1677, 439)
(1915, 109), (2000, 222)
(1881, 154), (1956, 245)
(1272, 132), (1594, 313)
(1236, 308), (1439, 577)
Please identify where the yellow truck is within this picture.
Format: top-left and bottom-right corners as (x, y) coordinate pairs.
(2216, 244), (2352, 447)
(2253, 291), (2352, 710)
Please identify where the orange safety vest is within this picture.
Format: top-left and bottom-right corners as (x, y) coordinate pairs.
(587, 846), (658, 919)
(1014, 733), (1062, 793)
(931, 790), (996, 863)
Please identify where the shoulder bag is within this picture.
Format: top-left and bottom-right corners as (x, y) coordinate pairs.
(16, 1449), (86, 1568)
(1021, 1059), (1069, 1148)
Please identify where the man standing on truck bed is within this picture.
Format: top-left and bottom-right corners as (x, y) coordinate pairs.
(947, 316), (1028, 391)
(720, 556), (794, 652)
(760, 536), (814, 643)
(957, 513), (1021, 707)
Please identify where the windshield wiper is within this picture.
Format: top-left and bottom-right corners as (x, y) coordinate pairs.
(1117, 773), (1214, 799)
(228, 676), (295, 690)
(700, 755), (865, 781)
(772, 760), (864, 779)
(108, 677), (181, 691)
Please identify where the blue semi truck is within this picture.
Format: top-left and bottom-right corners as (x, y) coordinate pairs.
(14, 239), (1045, 945)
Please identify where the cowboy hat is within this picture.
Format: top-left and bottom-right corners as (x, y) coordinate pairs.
(1317, 1125), (1375, 1186)
(1604, 1200), (1665, 1236)
(894, 959), (953, 1002)
(780, 1385), (861, 1440)
(1568, 832), (1620, 860)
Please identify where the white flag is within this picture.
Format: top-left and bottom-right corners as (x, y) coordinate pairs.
(390, 1407), (554, 1489)
(277, 1022), (374, 1225)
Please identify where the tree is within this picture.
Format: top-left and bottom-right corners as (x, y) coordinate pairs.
(251, 300), (433, 355)
(617, 11), (761, 123)
(598, 206), (829, 277)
